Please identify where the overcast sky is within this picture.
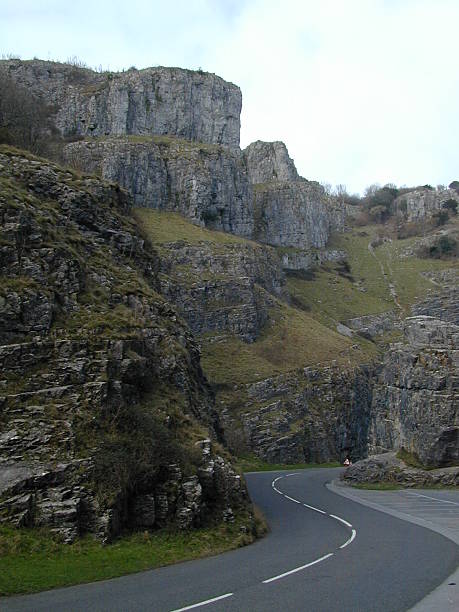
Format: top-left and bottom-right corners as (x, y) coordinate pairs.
(2, 0), (458, 194)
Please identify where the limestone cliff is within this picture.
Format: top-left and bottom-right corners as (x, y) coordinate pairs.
(243, 140), (346, 253)
(0, 60), (241, 149)
(244, 141), (300, 183)
(63, 136), (254, 237)
(0, 147), (250, 542)
(393, 187), (459, 221)
(369, 300), (458, 468)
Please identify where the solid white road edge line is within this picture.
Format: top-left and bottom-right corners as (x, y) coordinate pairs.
(303, 503), (326, 514)
(170, 593), (233, 612)
(262, 553), (334, 583)
(339, 529), (357, 549)
(329, 514), (352, 528)
(405, 492), (459, 506)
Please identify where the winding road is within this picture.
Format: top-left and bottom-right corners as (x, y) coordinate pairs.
(3, 468), (458, 611)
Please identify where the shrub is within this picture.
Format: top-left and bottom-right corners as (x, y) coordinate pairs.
(417, 235), (458, 259)
(442, 199), (458, 215)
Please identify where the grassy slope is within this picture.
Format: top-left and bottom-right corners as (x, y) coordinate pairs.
(135, 209), (374, 389)
(287, 224), (458, 328)
(0, 514), (262, 596)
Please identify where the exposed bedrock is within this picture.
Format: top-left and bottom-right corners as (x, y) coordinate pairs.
(243, 140), (347, 249)
(157, 240), (285, 341)
(243, 140), (300, 184)
(369, 315), (459, 467)
(63, 136), (254, 237)
(0, 60), (242, 149)
(0, 148), (251, 541)
(220, 364), (374, 464)
(393, 187), (459, 221)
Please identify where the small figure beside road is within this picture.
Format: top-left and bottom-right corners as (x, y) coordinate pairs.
(343, 457), (351, 466)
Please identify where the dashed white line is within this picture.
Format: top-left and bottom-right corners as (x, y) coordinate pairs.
(284, 494), (301, 504)
(303, 503), (326, 515)
(329, 514), (352, 528)
(339, 529), (357, 549)
(263, 553), (334, 583)
(171, 593), (233, 611)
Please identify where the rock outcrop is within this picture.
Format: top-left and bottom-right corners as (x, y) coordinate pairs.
(244, 140), (347, 251)
(342, 452), (459, 487)
(220, 364), (374, 464)
(369, 315), (458, 467)
(243, 141), (300, 184)
(0, 147), (251, 541)
(393, 187), (459, 221)
(157, 239), (285, 341)
(0, 60), (242, 150)
(63, 136), (254, 237)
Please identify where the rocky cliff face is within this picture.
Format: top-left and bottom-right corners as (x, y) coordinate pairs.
(0, 60), (241, 150)
(157, 239), (285, 341)
(393, 187), (459, 221)
(369, 313), (458, 467)
(220, 364), (373, 464)
(244, 140), (346, 251)
(243, 141), (300, 183)
(63, 136), (254, 237)
(0, 147), (250, 542)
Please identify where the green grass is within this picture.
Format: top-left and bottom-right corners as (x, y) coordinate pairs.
(133, 207), (259, 247)
(350, 482), (402, 491)
(236, 455), (341, 472)
(201, 301), (375, 386)
(0, 514), (260, 596)
(287, 225), (458, 330)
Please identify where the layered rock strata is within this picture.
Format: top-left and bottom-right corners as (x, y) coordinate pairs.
(244, 141), (346, 249)
(0, 60), (242, 149)
(0, 148), (250, 541)
(220, 364), (374, 464)
(369, 315), (458, 467)
(157, 239), (285, 341)
(63, 136), (254, 237)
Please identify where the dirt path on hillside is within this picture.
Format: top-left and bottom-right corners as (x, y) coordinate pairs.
(368, 240), (403, 311)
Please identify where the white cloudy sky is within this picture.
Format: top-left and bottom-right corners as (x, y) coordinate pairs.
(2, 0), (458, 193)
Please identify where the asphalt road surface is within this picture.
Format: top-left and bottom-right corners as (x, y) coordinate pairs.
(3, 468), (458, 611)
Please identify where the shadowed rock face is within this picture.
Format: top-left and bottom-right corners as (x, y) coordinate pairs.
(0, 148), (250, 542)
(369, 315), (459, 467)
(0, 60), (242, 150)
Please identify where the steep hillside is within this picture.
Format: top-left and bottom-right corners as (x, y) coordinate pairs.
(0, 146), (251, 542)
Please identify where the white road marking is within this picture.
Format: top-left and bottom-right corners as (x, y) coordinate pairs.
(303, 503), (326, 515)
(263, 553), (334, 583)
(171, 593), (233, 611)
(329, 514), (352, 528)
(340, 529), (357, 549)
(284, 494), (301, 504)
(286, 473), (299, 477)
(405, 492), (459, 506)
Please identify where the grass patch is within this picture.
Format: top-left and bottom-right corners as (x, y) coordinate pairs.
(201, 302), (374, 386)
(133, 207), (258, 247)
(0, 513), (258, 596)
(350, 482), (402, 491)
(287, 226), (458, 330)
